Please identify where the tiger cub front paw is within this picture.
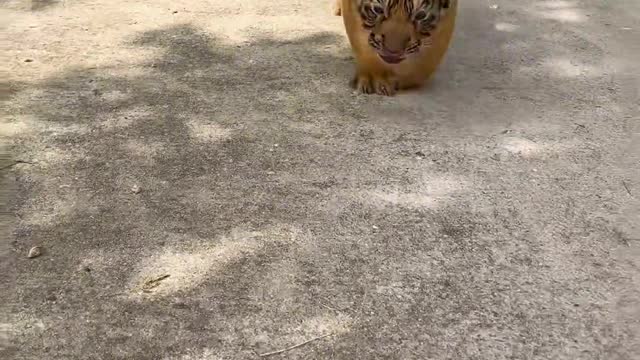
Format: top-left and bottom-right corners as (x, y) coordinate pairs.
(350, 72), (398, 96)
(332, 0), (342, 16)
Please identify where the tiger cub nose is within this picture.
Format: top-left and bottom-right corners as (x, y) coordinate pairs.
(381, 34), (409, 55)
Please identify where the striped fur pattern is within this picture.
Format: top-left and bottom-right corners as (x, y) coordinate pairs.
(359, 0), (451, 58)
(359, 0), (450, 34)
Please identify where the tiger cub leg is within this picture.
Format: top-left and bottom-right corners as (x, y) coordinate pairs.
(332, 0), (342, 16)
(350, 59), (398, 96)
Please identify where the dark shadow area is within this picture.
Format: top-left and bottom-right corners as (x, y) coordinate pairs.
(30, 0), (60, 11)
(4, 23), (373, 359)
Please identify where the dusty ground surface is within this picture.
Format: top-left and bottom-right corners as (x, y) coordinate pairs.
(1, 0), (639, 359)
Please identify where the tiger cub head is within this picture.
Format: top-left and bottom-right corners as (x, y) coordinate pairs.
(358, 0), (450, 64)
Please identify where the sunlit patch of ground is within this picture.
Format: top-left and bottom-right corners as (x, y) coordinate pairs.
(127, 226), (298, 299)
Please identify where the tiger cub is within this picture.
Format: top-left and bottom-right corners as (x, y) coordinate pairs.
(334, 0), (457, 95)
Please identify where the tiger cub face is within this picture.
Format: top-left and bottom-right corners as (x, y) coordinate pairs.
(358, 0), (450, 64)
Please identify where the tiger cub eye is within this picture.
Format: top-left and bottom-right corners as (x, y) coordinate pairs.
(371, 4), (384, 16)
(366, 3), (384, 17)
(414, 10), (427, 21)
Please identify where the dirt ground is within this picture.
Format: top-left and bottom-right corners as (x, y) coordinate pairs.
(1, 0), (639, 359)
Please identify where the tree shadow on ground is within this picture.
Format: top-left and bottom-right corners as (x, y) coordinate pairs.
(5, 23), (378, 359)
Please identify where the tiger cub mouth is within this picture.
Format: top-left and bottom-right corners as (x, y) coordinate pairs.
(379, 54), (405, 64)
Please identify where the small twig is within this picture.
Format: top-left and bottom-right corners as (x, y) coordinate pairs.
(146, 274), (170, 284)
(179, 10), (220, 15)
(0, 160), (35, 170)
(319, 297), (349, 313)
(101, 291), (126, 298)
(142, 274), (170, 292)
(622, 181), (632, 196)
(88, 189), (102, 201)
(319, 302), (340, 312)
(258, 334), (333, 357)
(623, 237), (640, 247)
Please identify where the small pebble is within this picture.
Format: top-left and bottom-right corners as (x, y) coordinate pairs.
(28, 246), (42, 258)
(131, 184), (141, 194)
(24, 59), (34, 63)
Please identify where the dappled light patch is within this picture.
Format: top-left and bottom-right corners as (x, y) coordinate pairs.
(516, 57), (605, 80)
(105, 65), (158, 79)
(495, 22), (519, 32)
(361, 175), (469, 210)
(1, 112), (89, 138)
(496, 136), (581, 159)
(127, 226), (297, 299)
(1, 314), (46, 352)
(499, 136), (542, 157)
(366, 191), (439, 209)
(187, 119), (232, 143)
(542, 57), (603, 78)
(297, 312), (352, 337)
(0, 321), (14, 351)
(37, 148), (76, 166)
(532, 1), (587, 23)
(0, 117), (32, 137)
(537, 0), (579, 10)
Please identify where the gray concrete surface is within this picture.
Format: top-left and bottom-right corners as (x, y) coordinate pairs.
(1, 0), (639, 359)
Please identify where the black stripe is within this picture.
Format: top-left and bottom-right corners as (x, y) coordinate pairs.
(404, 0), (413, 14)
(425, 0), (434, 11)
